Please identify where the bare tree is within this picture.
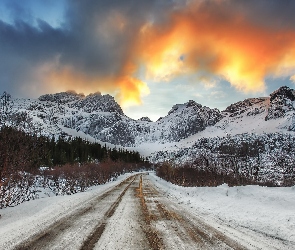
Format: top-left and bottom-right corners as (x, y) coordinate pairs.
(0, 91), (13, 126)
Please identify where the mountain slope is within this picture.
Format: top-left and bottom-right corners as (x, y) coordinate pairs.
(174, 86), (295, 147)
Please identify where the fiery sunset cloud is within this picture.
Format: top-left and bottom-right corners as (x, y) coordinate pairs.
(36, 62), (149, 107)
(130, 0), (295, 94)
(1, 0), (295, 116)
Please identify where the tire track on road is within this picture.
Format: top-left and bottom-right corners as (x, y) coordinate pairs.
(80, 175), (136, 250)
(141, 175), (246, 250)
(137, 174), (164, 250)
(14, 175), (137, 250)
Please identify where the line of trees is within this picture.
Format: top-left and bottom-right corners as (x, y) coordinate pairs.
(45, 136), (143, 166)
(0, 126), (150, 208)
(156, 161), (275, 187)
(0, 126), (145, 175)
(154, 133), (295, 187)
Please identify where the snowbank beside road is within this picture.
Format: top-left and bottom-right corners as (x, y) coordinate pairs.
(148, 173), (295, 244)
(0, 173), (135, 248)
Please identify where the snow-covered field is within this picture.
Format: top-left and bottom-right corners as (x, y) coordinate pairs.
(149, 173), (295, 245)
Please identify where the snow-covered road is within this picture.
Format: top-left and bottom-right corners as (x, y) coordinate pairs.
(0, 173), (294, 249)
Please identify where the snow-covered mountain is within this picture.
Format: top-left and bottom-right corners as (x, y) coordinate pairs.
(2, 90), (222, 146)
(185, 85), (295, 141)
(1, 86), (295, 185)
(2, 86), (295, 150)
(144, 86), (295, 185)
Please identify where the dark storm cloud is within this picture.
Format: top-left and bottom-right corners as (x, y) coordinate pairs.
(0, 0), (294, 99)
(0, 0), (173, 97)
(0, 19), (67, 94)
(223, 0), (295, 29)
(60, 0), (174, 74)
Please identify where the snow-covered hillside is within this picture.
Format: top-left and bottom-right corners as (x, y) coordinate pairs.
(139, 86), (295, 157)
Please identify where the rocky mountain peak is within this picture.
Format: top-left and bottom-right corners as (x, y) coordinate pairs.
(185, 100), (202, 108)
(87, 91), (102, 97)
(266, 86), (295, 120)
(70, 92), (124, 115)
(224, 97), (268, 114)
(168, 104), (184, 115)
(38, 91), (85, 103)
(138, 117), (152, 122)
(270, 86), (295, 102)
(168, 100), (202, 115)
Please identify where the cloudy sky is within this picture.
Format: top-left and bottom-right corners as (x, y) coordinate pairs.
(1, 0), (295, 121)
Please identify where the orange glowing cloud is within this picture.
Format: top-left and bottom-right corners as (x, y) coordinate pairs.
(35, 61), (149, 107)
(115, 75), (150, 107)
(130, 1), (295, 93)
(37, 1), (295, 106)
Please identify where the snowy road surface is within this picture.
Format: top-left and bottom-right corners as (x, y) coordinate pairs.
(0, 173), (294, 249)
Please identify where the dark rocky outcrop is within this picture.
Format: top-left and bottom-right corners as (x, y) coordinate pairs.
(266, 86), (295, 120)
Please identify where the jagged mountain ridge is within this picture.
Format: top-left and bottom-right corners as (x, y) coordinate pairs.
(4, 90), (222, 146)
(2, 86), (295, 148)
(39, 91), (124, 115)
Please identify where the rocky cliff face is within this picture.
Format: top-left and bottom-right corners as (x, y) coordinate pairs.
(223, 97), (269, 117)
(265, 86), (295, 120)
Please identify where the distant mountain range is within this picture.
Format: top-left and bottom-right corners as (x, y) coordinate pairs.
(2, 86), (295, 185)
(2, 86), (295, 150)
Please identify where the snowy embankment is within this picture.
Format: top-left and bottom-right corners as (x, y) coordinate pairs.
(149, 172), (295, 243)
